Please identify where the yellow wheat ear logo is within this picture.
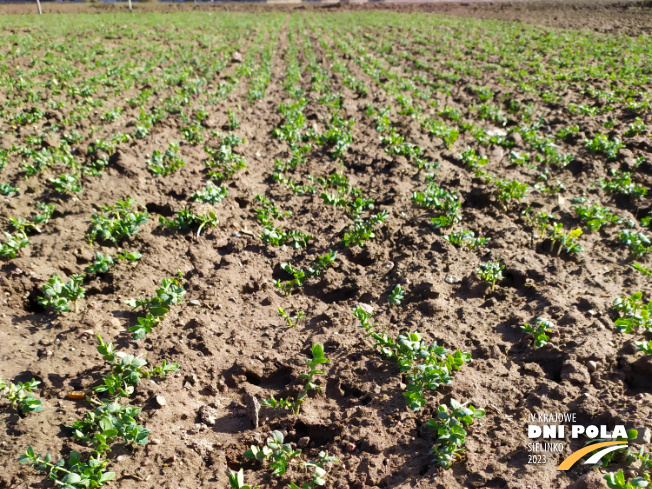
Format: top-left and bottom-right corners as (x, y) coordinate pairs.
(556, 441), (629, 470)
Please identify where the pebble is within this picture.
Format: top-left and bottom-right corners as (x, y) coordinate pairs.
(357, 303), (374, 314)
(445, 275), (462, 284)
(155, 395), (167, 407)
(189, 300), (201, 306)
(587, 360), (598, 372)
(151, 438), (162, 445)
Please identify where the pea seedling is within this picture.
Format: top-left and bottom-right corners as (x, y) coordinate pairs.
(476, 261), (504, 291)
(520, 317), (554, 347)
(278, 307), (306, 328)
(262, 344), (330, 414)
(38, 273), (86, 313)
(426, 399), (485, 468)
(0, 378), (43, 414)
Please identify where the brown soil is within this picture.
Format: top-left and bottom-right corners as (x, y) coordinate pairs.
(0, 3), (651, 489)
(3, 0), (652, 36)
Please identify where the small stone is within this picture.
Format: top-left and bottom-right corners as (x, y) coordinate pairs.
(198, 405), (218, 426)
(445, 275), (461, 284)
(155, 395), (166, 407)
(587, 361), (598, 372)
(245, 394), (261, 429)
(298, 437), (310, 448)
(80, 329), (94, 336)
(231, 52), (242, 63)
(151, 438), (162, 445)
(357, 303), (374, 314)
(189, 300), (200, 306)
(635, 427), (651, 444)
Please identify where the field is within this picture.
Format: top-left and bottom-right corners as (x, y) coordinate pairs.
(0, 3), (651, 489)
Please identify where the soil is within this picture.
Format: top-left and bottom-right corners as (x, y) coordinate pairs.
(3, 0), (652, 37)
(1, 2), (651, 489)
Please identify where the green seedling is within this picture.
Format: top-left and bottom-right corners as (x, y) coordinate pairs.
(69, 402), (149, 456)
(94, 335), (179, 398)
(125, 273), (186, 339)
(192, 181), (227, 204)
(291, 451), (339, 489)
(411, 182), (461, 228)
(426, 399), (485, 468)
(48, 173), (82, 194)
(19, 448), (114, 489)
(618, 230), (651, 258)
(353, 306), (470, 411)
(244, 430), (302, 477)
(229, 469), (260, 489)
(115, 250), (142, 262)
(598, 171), (647, 197)
(0, 183), (19, 196)
(278, 307), (306, 328)
(33, 203), (56, 226)
(585, 133), (623, 160)
(87, 198), (149, 244)
(87, 253), (115, 274)
(388, 284), (405, 306)
(520, 317), (554, 347)
(612, 292), (651, 333)
(262, 344), (330, 415)
(634, 340), (652, 355)
(343, 211), (389, 247)
(0, 231), (29, 259)
(38, 273), (85, 313)
(0, 378), (43, 414)
(159, 209), (218, 238)
(260, 227), (313, 249)
(444, 230), (489, 251)
(145, 142), (185, 176)
(460, 148), (488, 169)
(549, 224), (583, 255)
(624, 118), (647, 138)
(495, 179), (528, 211)
(574, 200), (622, 231)
(632, 263), (652, 278)
(476, 261), (504, 291)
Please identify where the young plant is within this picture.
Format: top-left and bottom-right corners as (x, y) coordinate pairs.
(611, 292), (652, 333)
(574, 200), (622, 231)
(229, 469), (260, 489)
(145, 142), (185, 176)
(94, 335), (179, 398)
(520, 317), (554, 347)
(426, 399), (485, 468)
(0, 183), (19, 196)
(343, 211), (389, 247)
(0, 378), (43, 414)
(411, 182), (461, 228)
(244, 430), (302, 477)
(278, 307), (306, 328)
(549, 224), (583, 255)
(262, 344), (330, 415)
(388, 284), (405, 306)
(585, 133), (623, 160)
(444, 230), (489, 251)
(618, 230), (651, 258)
(192, 181), (227, 204)
(125, 273), (186, 339)
(353, 306), (470, 411)
(19, 448), (114, 488)
(495, 179), (528, 211)
(0, 231), (29, 259)
(598, 171), (647, 197)
(476, 261), (504, 291)
(38, 273), (86, 313)
(69, 402), (149, 455)
(159, 209), (218, 238)
(48, 173), (82, 194)
(87, 198), (149, 244)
